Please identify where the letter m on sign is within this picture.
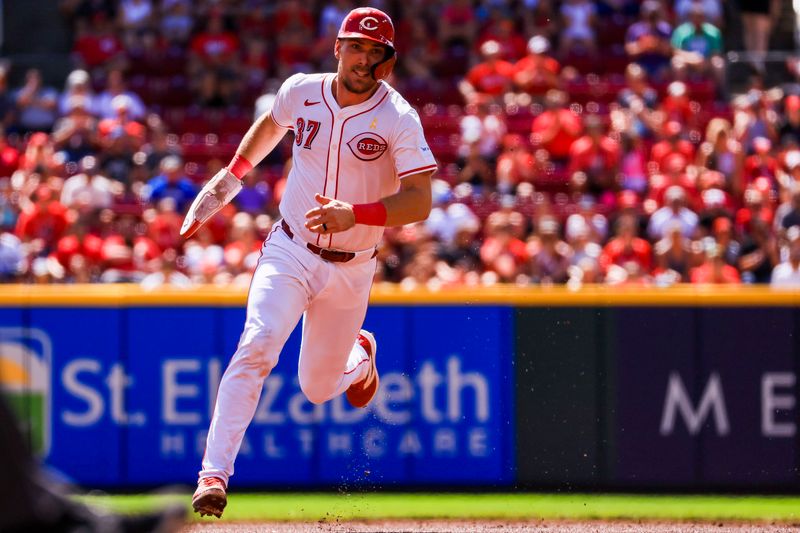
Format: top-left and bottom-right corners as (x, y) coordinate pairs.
(659, 372), (730, 436)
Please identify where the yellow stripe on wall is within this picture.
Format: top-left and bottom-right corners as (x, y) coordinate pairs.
(0, 284), (797, 307)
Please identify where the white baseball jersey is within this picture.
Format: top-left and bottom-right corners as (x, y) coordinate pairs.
(270, 72), (438, 251)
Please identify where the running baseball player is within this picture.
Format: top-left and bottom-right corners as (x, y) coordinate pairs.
(183, 7), (437, 518)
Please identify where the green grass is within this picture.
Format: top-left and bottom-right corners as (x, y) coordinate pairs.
(79, 493), (800, 523)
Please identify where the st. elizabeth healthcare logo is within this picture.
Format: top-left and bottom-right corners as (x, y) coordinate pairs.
(0, 328), (51, 456)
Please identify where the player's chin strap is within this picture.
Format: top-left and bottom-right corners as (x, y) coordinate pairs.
(371, 46), (396, 81)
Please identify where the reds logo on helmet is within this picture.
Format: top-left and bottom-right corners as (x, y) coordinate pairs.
(347, 132), (388, 161)
(337, 7), (397, 81)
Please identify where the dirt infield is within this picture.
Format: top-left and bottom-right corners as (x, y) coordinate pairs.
(183, 520), (800, 532)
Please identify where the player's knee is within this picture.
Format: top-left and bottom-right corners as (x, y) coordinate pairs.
(298, 373), (336, 405)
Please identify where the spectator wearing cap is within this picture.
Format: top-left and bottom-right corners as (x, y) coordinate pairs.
(51, 94), (98, 162)
(670, 5), (725, 87)
(599, 213), (652, 276)
(689, 240), (741, 284)
(567, 115), (620, 198)
(771, 226), (800, 287)
(531, 89), (583, 164)
(432, 203), (483, 280)
(650, 120), (695, 172)
(647, 185), (700, 241)
(14, 185), (69, 250)
(459, 40), (515, 105)
(145, 156), (198, 212)
(737, 218), (778, 283)
(528, 215), (570, 284)
(743, 137), (778, 188)
(624, 1), (673, 80)
(647, 153), (701, 211)
(58, 70), (97, 118)
(735, 183), (774, 235)
(96, 69), (146, 121)
(661, 81), (697, 128)
(458, 101), (507, 162)
(13, 69), (59, 134)
(558, 0), (597, 58)
(60, 156), (113, 210)
(564, 214), (602, 270)
(512, 36), (561, 99)
(696, 118), (744, 194)
(779, 95), (800, 147)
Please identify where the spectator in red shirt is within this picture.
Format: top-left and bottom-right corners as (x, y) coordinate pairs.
(55, 218), (104, 274)
(530, 89), (583, 163)
(0, 130), (20, 178)
(99, 212), (160, 283)
(71, 12), (125, 72)
(15, 185), (69, 249)
(650, 120), (696, 172)
(459, 40), (515, 105)
(189, 11), (240, 73)
(273, 0), (314, 77)
(690, 241), (741, 284)
(647, 153), (702, 211)
(512, 36), (561, 99)
(478, 18), (527, 62)
(599, 214), (652, 275)
(98, 95), (146, 152)
(743, 136), (779, 186)
(439, 0), (478, 49)
(660, 81), (696, 127)
(145, 197), (182, 252)
(568, 115), (620, 197)
(480, 211), (530, 282)
(496, 133), (536, 195)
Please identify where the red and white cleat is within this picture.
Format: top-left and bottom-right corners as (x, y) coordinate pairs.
(192, 476), (227, 518)
(346, 330), (379, 408)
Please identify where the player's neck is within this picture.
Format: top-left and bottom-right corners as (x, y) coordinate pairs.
(332, 76), (379, 108)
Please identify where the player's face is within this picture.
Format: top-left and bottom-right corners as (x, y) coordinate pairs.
(335, 38), (386, 94)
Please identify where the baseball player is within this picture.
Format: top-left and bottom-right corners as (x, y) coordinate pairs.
(183, 7), (437, 518)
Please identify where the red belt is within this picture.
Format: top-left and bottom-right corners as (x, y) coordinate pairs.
(281, 219), (366, 263)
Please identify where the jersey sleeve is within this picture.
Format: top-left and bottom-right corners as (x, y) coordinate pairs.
(391, 109), (438, 179)
(269, 73), (304, 129)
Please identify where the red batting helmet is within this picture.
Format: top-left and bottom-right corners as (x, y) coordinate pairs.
(337, 7), (396, 81)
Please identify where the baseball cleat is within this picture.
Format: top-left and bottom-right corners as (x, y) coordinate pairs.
(346, 329), (379, 408)
(192, 476), (227, 518)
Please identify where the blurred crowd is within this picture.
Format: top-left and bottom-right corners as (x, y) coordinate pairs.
(0, 0), (799, 288)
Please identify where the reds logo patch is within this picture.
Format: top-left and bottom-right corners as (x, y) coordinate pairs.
(346, 132), (388, 162)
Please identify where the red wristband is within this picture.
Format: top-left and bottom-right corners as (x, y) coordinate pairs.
(227, 154), (253, 180)
(353, 202), (387, 226)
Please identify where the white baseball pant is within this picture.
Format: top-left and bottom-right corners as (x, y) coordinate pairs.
(199, 221), (375, 484)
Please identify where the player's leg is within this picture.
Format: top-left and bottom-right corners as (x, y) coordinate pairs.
(297, 258), (376, 405)
(198, 232), (310, 487)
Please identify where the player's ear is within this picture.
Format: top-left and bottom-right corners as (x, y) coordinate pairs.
(334, 39), (341, 60)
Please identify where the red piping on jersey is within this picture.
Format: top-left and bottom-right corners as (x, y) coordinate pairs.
(398, 163), (438, 178)
(318, 75), (336, 247)
(330, 88), (389, 248)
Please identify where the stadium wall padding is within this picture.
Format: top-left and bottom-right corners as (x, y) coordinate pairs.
(1, 285), (799, 490)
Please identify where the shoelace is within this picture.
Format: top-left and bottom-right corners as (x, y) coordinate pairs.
(199, 477), (223, 488)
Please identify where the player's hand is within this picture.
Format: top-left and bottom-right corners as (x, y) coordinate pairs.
(304, 193), (356, 234)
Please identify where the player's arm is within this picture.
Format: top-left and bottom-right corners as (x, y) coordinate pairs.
(305, 170), (434, 234)
(180, 113), (288, 237)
